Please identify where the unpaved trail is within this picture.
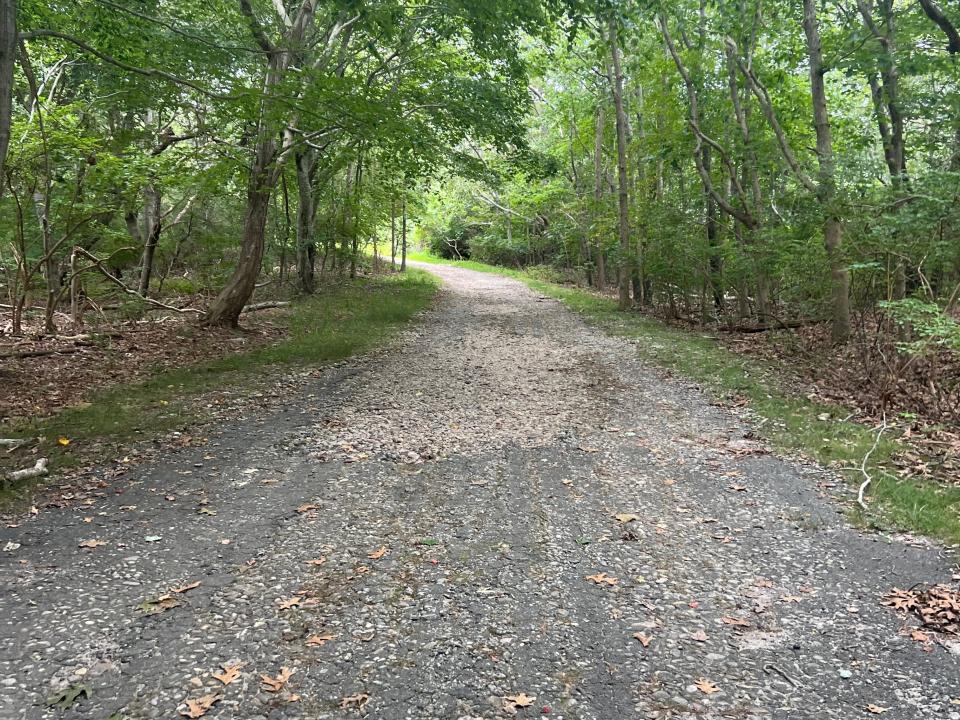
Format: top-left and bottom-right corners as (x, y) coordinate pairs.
(1, 264), (957, 720)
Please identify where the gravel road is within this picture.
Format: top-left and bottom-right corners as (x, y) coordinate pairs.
(1, 263), (957, 720)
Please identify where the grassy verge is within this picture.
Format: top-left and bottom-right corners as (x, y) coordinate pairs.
(413, 250), (960, 545)
(2, 270), (438, 493)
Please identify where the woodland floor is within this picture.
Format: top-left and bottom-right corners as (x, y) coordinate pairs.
(0, 263), (958, 720)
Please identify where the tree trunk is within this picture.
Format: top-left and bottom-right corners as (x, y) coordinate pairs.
(201, 158), (274, 327)
(400, 194), (407, 271)
(137, 184), (162, 296)
(295, 150), (317, 293)
(803, 0), (850, 342)
(0, 0), (15, 190)
(390, 198), (397, 268)
(702, 146), (724, 315)
(608, 17), (632, 311)
(593, 103), (606, 290)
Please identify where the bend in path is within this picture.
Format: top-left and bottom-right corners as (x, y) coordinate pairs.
(1, 263), (957, 720)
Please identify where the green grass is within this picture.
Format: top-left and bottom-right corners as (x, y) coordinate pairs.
(413, 250), (960, 546)
(2, 270), (439, 491)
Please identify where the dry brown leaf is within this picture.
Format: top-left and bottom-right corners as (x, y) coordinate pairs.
(296, 503), (318, 513)
(277, 596), (302, 610)
(305, 557), (326, 566)
(690, 629), (708, 642)
(720, 616), (751, 628)
(633, 632), (652, 647)
(212, 662), (245, 686)
(504, 693), (536, 709)
(261, 667), (295, 692)
(779, 595), (802, 603)
(340, 693), (369, 710)
(140, 594), (181, 615)
(179, 693), (222, 718)
(171, 581), (201, 594)
(614, 513), (639, 523)
(585, 572), (618, 586)
(727, 484), (748, 492)
(694, 678), (719, 695)
(306, 633), (337, 647)
(865, 704), (890, 714)
(78, 539), (107, 549)
(367, 546), (388, 560)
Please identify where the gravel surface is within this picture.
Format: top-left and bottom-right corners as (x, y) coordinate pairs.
(1, 263), (958, 720)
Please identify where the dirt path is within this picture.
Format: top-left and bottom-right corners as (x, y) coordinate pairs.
(1, 264), (957, 720)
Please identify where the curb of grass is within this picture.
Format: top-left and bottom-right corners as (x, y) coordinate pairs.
(410, 251), (960, 547)
(1, 270), (440, 501)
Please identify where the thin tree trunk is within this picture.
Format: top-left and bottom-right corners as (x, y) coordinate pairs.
(295, 150), (317, 293)
(593, 102), (606, 290)
(0, 0), (15, 190)
(400, 194), (407, 271)
(137, 184), (161, 296)
(803, 0), (850, 342)
(608, 18), (632, 310)
(390, 198), (397, 268)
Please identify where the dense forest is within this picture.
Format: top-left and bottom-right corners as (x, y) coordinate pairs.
(1, 0), (959, 426)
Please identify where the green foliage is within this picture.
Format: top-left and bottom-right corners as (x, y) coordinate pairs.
(881, 299), (960, 354)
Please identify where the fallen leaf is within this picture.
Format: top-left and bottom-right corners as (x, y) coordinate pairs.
(171, 581), (201, 594)
(694, 678), (719, 695)
(305, 557), (326, 566)
(78, 539), (107, 549)
(614, 513), (639, 523)
(727, 484), (748, 492)
(296, 503), (318, 513)
(57, 437), (71, 446)
(504, 693), (536, 709)
(865, 704), (890, 714)
(720, 615), (751, 628)
(909, 629), (931, 643)
(306, 633), (337, 646)
(690, 629), (708, 642)
(779, 595), (802, 603)
(633, 632), (652, 647)
(585, 572), (618, 586)
(179, 694), (222, 718)
(82, 517), (92, 523)
(212, 662), (245, 685)
(368, 546), (388, 560)
(138, 594), (181, 615)
(287, 694), (301, 702)
(197, 507), (217, 516)
(45, 684), (89, 709)
(261, 667), (295, 692)
(340, 693), (369, 710)
(277, 596), (302, 610)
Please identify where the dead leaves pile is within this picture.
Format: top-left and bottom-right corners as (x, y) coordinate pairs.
(882, 584), (959, 636)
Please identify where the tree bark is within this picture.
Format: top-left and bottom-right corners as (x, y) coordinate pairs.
(400, 194), (407, 271)
(137, 184), (162, 296)
(593, 103), (606, 290)
(0, 0), (15, 189)
(202, 155), (275, 327)
(608, 17), (632, 311)
(803, 0), (850, 342)
(295, 149), (317, 293)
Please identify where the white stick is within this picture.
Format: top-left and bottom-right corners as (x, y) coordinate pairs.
(7, 458), (49, 483)
(857, 416), (888, 510)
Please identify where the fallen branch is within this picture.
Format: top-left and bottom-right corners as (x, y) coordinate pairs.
(73, 248), (204, 316)
(242, 301), (290, 313)
(857, 415), (888, 510)
(0, 344), (91, 360)
(7, 457), (48, 484)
